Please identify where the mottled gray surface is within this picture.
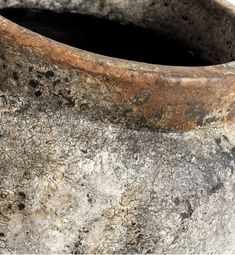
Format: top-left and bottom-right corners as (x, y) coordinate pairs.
(0, 51), (235, 253)
(0, 96), (235, 253)
(0, 0), (235, 254)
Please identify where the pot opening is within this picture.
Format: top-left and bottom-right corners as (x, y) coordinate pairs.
(0, 8), (234, 66)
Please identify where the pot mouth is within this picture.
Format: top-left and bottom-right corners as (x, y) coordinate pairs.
(0, 0), (234, 68)
(0, 8), (210, 67)
(0, 4), (234, 131)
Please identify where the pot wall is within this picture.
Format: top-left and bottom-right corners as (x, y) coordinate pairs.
(0, 92), (235, 253)
(0, 0), (235, 253)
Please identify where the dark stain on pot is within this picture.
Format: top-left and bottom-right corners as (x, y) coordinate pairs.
(180, 200), (193, 219)
(215, 134), (235, 161)
(215, 137), (222, 147)
(0, 192), (8, 200)
(208, 181), (224, 195)
(174, 197), (180, 205)
(135, 116), (148, 127)
(18, 191), (26, 199)
(35, 90), (42, 97)
(53, 79), (61, 86)
(231, 147), (235, 158)
(29, 80), (39, 88)
(222, 135), (229, 142)
(186, 102), (208, 126)
(72, 236), (84, 255)
(227, 102), (235, 121)
(132, 93), (150, 106)
(204, 115), (220, 125)
(0, 8), (210, 66)
(18, 202), (25, 211)
(12, 72), (19, 81)
(0, 54), (6, 60)
(56, 91), (75, 107)
(155, 107), (164, 120)
(86, 194), (92, 204)
(45, 71), (55, 79)
(37, 70), (54, 79)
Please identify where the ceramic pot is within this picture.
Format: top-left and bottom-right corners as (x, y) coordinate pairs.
(0, 0), (234, 253)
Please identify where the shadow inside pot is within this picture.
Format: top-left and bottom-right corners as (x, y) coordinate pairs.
(0, 8), (211, 67)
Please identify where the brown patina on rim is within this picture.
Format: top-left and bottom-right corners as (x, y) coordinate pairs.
(0, 13), (235, 131)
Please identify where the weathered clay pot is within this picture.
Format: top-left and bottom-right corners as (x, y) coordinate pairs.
(0, 0), (235, 131)
(0, 0), (234, 254)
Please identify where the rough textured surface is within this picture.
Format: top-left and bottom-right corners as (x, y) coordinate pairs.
(0, 48), (234, 254)
(0, 0), (235, 254)
(0, 15), (235, 131)
(0, 95), (235, 254)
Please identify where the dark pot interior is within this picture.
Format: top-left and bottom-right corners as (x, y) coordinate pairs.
(0, 0), (234, 66)
(0, 8), (209, 66)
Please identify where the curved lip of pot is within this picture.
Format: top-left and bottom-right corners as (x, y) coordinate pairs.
(0, 14), (234, 77)
(0, 13), (235, 131)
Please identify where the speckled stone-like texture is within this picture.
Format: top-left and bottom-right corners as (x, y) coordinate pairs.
(0, 47), (234, 253)
(0, 95), (235, 254)
(0, 0), (235, 254)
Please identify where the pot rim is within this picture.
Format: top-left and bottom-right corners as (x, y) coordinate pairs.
(0, 14), (235, 131)
(0, 15), (234, 81)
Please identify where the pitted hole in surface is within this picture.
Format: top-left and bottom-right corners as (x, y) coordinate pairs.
(35, 90), (42, 97)
(0, 8), (210, 66)
(18, 202), (25, 211)
(18, 191), (26, 199)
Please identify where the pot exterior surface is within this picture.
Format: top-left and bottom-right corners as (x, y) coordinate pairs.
(0, 0), (235, 254)
(0, 98), (235, 253)
(0, 16), (235, 131)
